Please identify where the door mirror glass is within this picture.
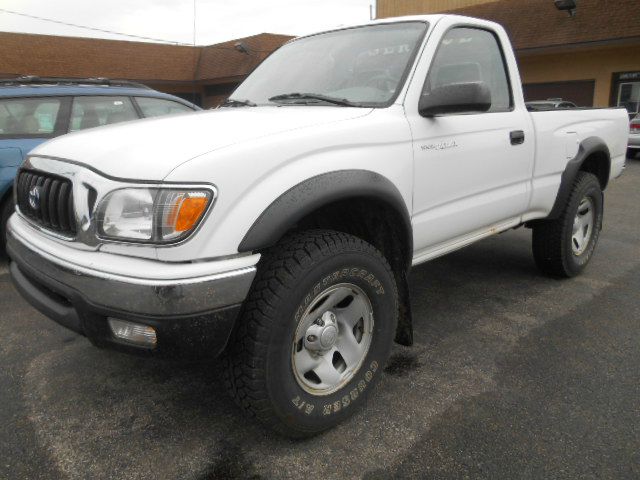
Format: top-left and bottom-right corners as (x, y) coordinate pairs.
(419, 81), (492, 117)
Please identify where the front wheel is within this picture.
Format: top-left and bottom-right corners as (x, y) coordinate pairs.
(0, 198), (14, 256)
(532, 172), (603, 277)
(223, 230), (398, 438)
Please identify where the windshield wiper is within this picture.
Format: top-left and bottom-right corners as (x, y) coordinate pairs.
(268, 92), (358, 107)
(221, 98), (257, 107)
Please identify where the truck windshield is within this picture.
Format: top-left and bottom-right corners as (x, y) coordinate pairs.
(230, 22), (428, 108)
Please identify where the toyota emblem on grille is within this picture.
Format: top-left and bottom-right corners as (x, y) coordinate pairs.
(28, 185), (42, 210)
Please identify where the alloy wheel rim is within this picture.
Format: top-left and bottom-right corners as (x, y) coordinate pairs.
(572, 196), (595, 256)
(291, 283), (374, 396)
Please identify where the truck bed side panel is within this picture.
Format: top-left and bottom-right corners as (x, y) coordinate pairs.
(526, 108), (628, 219)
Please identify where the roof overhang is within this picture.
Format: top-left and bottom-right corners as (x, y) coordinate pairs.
(517, 35), (640, 56)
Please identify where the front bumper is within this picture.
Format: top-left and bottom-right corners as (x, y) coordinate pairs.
(7, 229), (257, 358)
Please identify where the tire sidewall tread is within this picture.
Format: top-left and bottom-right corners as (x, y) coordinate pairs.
(532, 172), (603, 278)
(223, 230), (398, 438)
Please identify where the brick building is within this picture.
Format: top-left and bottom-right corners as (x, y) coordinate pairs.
(0, 31), (292, 108)
(4, 1), (639, 112)
(377, 0), (640, 112)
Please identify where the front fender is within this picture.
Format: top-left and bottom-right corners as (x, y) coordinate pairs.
(0, 166), (19, 203)
(0, 147), (26, 203)
(239, 169), (411, 253)
(158, 107), (415, 262)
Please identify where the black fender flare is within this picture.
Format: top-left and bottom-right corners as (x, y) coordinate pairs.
(546, 136), (610, 220)
(238, 169), (412, 258)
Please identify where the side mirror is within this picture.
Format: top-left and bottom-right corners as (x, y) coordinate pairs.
(419, 82), (492, 117)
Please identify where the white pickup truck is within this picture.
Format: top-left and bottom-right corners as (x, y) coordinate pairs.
(7, 15), (628, 437)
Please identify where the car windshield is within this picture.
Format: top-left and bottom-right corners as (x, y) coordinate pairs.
(527, 102), (555, 111)
(0, 97), (62, 137)
(230, 22), (428, 108)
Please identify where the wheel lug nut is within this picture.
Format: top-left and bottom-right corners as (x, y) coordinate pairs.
(307, 335), (317, 342)
(315, 318), (325, 326)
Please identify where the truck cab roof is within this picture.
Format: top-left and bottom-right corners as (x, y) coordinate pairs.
(295, 14), (495, 42)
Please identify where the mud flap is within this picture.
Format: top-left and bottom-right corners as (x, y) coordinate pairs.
(394, 270), (413, 346)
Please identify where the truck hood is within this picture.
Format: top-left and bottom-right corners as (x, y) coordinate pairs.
(30, 107), (373, 180)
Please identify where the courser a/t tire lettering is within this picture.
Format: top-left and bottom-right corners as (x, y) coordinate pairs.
(223, 230), (398, 438)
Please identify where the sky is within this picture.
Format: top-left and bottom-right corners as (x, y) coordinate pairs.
(0, 0), (376, 45)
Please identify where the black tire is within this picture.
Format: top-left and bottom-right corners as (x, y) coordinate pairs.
(223, 230), (398, 438)
(0, 197), (14, 257)
(628, 148), (638, 159)
(532, 172), (603, 278)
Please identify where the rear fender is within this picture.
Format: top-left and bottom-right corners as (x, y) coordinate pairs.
(546, 136), (609, 220)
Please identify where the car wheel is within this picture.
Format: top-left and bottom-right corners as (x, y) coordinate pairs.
(0, 198), (14, 256)
(223, 230), (398, 438)
(532, 172), (603, 278)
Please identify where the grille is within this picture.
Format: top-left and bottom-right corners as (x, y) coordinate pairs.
(16, 169), (77, 236)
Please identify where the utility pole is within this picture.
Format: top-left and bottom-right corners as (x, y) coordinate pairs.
(192, 0), (199, 106)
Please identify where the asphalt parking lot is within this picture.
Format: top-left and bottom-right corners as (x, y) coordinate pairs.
(1, 161), (639, 480)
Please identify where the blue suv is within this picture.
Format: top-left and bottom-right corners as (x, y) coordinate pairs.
(0, 77), (199, 252)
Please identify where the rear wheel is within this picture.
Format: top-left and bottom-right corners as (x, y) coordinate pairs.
(532, 172), (603, 277)
(223, 230), (398, 438)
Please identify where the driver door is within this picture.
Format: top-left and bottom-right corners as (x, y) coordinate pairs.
(406, 26), (534, 255)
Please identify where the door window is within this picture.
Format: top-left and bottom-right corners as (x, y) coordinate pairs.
(135, 97), (194, 118)
(423, 27), (512, 113)
(70, 96), (137, 131)
(0, 97), (62, 137)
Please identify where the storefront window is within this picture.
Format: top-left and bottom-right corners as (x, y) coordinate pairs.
(616, 81), (640, 115)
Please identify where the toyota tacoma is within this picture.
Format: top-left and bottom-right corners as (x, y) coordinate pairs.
(6, 15), (628, 437)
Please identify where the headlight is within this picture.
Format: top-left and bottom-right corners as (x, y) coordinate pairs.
(96, 188), (212, 243)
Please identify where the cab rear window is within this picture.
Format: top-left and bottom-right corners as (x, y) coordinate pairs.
(0, 97), (62, 137)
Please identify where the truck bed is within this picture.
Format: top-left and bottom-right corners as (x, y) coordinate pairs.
(526, 107), (629, 220)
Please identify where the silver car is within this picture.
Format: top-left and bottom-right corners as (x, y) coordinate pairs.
(629, 115), (640, 157)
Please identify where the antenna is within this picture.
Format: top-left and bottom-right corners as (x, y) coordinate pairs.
(234, 42), (250, 55)
(192, 0), (196, 47)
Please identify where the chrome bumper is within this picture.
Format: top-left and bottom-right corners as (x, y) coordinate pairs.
(6, 229), (256, 317)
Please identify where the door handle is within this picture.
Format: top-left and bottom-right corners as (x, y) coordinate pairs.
(510, 130), (525, 145)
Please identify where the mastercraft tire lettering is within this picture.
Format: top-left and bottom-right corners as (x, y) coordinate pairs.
(223, 230), (398, 438)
